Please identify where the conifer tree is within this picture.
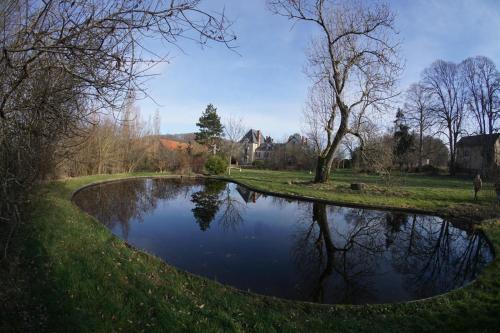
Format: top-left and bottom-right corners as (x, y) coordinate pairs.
(195, 104), (224, 155)
(393, 109), (414, 170)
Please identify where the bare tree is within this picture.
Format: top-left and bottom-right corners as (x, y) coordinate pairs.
(303, 80), (334, 156)
(1, 0), (235, 119)
(223, 116), (246, 175)
(0, 0), (235, 256)
(269, 0), (401, 183)
(404, 83), (434, 170)
(119, 92), (152, 173)
(461, 56), (500, 135)
(94, 118), (121, 175)
(352, 132), (395, 184)
(152, 109), (161, 168)
(422, 60), (466, 175)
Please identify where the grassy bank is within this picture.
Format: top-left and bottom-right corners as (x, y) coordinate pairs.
(225, 169), (499, 219)
(1, 170), (500, 332)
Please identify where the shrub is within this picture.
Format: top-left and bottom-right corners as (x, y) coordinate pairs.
(253, 160), (265, 169)
(420, 164), (443, 175)
(205, 155), (228, 175)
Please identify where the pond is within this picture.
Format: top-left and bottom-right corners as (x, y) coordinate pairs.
(73, 177), (494, 305)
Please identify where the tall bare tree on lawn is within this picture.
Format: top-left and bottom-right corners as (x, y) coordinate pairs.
(268, 0), (401, 183)
(422, 60), (467, 175)
(404, 83), (434, 170)
(224, 116), (246, 174)
(461, 56), (499, 135)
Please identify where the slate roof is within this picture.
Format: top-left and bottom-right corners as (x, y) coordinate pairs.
(287, 133), (302, 145)
(240, 129), (261, 144)
(236, 185), (262, 203)
(457, 134), (500, 147)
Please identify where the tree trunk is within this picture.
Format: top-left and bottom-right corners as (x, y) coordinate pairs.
(313, 108), (348, 183)
(449, 151), (456, 175)
(314, 156), (330, 183)
(418, 129), (423, 171)
(448, 124), (456, 176)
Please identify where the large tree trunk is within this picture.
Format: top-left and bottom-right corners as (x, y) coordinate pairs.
(313, 107), (348, 183)
(314, 156), (330, 183)
(449, 150), (456, 175)
(418, 124), (423, 171)
(314, 144), (340, 183)
(448, 123), (456, 176)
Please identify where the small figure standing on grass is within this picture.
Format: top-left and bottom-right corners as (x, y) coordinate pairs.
(473, 174), (482, 201)
(495, 181), (500, 204)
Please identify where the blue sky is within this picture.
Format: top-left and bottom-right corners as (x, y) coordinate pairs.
(137, 0), (500, 139)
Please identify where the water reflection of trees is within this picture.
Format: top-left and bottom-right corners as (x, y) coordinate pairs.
(190, 181), (247, 231)
(218, 187), (246, 231)
(387, 215), (492, 299)
(76, 178), (248, 235)
(190, 180), (226, 231)
(74, 178), (197, 239)
(76, 180), (493, 304)
(292, 203), (386, 303)
(291, 202), (493, 304)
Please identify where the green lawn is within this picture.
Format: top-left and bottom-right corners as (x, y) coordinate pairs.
(1, 170), (499, 332)
(225, 169), (499, 219)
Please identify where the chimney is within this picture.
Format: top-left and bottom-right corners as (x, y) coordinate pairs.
(257, 130), (261, 145)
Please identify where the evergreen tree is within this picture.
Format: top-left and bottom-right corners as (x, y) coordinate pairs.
(195, 104), (224, 155)
(393, 109), (414, 170)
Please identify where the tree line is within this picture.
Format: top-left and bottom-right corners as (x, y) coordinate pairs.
(0, 0), (235, 257)
(273, 0), (499, 181)
(404, 56), (499, 175)
(340, 55), (499, 176)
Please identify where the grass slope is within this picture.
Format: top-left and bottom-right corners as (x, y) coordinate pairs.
(225, 169), (499, 219)
(1, 170), (499, 332)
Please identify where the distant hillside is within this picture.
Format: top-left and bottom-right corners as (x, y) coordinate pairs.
(155, 134), (207, 153)
(161, 133), (196, 142)
(161, 133), (231, 144)
(159, 138), (190, 151)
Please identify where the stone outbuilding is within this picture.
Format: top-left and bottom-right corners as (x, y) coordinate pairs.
(456, 134), (500, 177)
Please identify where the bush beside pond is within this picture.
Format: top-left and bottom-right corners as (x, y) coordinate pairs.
(204, 155), (228, 175)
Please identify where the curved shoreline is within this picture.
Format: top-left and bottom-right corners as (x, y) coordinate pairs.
(218, 177), (461, 220)
(72, 174), (478, 221)
(69, 174), (497, 308)
(9, 171), (495, 332)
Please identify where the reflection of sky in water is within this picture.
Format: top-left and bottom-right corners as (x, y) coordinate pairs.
(74, 178), (494, 305)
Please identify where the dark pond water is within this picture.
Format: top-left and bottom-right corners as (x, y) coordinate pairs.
(73, 177), (494, 305)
